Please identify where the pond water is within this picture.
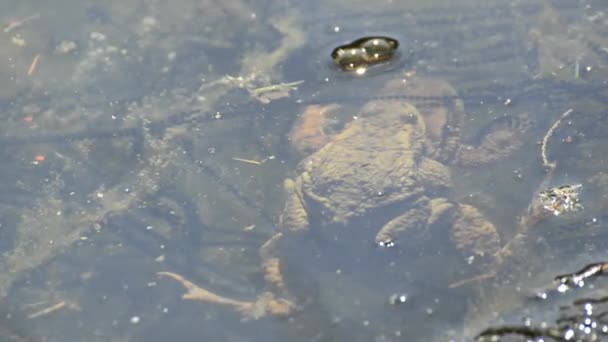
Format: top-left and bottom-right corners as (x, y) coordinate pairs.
(0, 0), (607, 341)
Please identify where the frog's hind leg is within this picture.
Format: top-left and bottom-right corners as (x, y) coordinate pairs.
(447, 203), (503, 288)
(157, 237), (294, 320)
(456, 112), (532, 166)
(156, 271), (256, 316)
(451, 203), (501, 265)
(155, 192), (301, 320)
(259, 233), (297, 315)
(231, 177), (312, 318)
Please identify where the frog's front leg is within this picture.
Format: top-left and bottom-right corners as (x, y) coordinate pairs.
(427, 197), (456, 226)
(375, 197), (432, 245)
(278, 177), (311, 234)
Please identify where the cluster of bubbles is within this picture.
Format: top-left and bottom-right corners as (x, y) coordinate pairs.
(331, 36), (399, 74)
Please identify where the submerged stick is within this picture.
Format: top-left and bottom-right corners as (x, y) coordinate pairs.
(496, 108), (574, 262)
(541, 108), (573, 170)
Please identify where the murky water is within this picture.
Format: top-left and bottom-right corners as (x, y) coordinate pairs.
(0, 0), (607, 341)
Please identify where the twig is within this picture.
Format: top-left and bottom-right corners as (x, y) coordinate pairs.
(232, 157), (262, 165)
(250, 80), (304, 96)
(27, 54), (40, 76)
(535, 107), (574, 203)
(476, 325), (564, 341)
(27, 301), (67, 319)
(3, 14), (40, 33)
(496, 108), (575, 263)
(541, 108), (573, 170)
(449, 271), (496, 288)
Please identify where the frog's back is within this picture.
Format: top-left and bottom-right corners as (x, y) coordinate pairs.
(300, 100), (429, 218)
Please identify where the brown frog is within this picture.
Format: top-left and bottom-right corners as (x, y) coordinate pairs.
(158, 76), (529, 319)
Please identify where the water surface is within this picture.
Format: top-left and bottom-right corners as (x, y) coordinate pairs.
(0, 0), (607, 341)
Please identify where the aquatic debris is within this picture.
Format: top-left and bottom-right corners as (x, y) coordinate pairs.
(249, 80), (304, 104)
(32, 154), (45, 165)
(10, 34), (25, 47)
(538, 183), (583, 216)
(221, 74), (304, 104)
(476, 325), (565, 341)
(553, 262), (608, 293)
(478, 263), (608, 341)
(54, 40), (78, 54)
(531, 263), (608, 304)
(331, 36), (399, 73)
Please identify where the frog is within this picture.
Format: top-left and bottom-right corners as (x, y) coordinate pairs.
(158, 76), (530, 319)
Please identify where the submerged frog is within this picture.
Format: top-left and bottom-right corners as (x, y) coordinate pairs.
(284, 77), (499, 247)
(159, 76), (530, 319)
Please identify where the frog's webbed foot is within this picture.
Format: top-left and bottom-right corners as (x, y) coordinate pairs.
(233, 292), (295, 320)
(157, 271), (255, 315)
(157, 271), (295, 320)
(245, 292), (295, 319)
(456, 112), (532, 166)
